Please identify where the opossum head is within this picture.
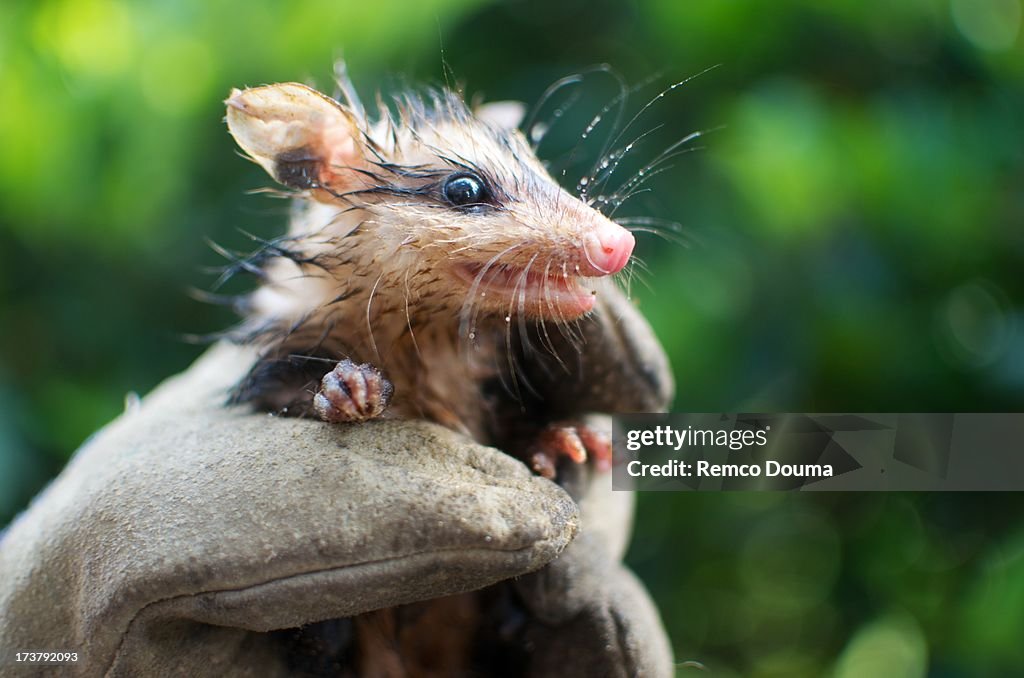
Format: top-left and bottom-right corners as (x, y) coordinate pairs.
(225, 81), (634, 322)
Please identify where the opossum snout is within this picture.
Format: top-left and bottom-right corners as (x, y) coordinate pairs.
(581, 221), (635, 276)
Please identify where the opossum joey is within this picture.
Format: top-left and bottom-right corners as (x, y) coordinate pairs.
(224, 75), (673, 477)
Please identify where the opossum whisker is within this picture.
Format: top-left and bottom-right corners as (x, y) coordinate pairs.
(578, 73), (712, 211)
(605, 157), (693, 218)
(607, 187), (656, 218)
(601, 65), (718, 166)
(611, 130), (705, 201)
(516, 251), (540, 352)
(495, 253), (542, 403)
(524, 72), (587, 149)
(618, 225), (691, 247)
(403, 266), (423, 362)
(561, 68), (629, 194)
(548, 261), (583, 349)
(619, 253), (652, 297)
(457, 244), (522, 350)
(364, 271), (387, 363)
(621, 257), (636, 300)
(575, 72), (663, 198)
(615, 215), (684, 232)
(587, 68), (635, 180)
(608, 149), (703, 219)
(515, 254), (540, 360)
(537, 259), (561, 358)
(499, 264), (526, 401)
(538, 260), (574, 373)
(582, 125), (663, 203)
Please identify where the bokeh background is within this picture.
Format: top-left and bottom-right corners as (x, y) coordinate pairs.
(2, 0), (1023, 675)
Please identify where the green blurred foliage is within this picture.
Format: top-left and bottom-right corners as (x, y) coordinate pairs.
(1, 0), (1023, 675)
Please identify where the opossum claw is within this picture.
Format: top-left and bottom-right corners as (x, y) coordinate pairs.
(528, 422), (612, 480)
(314, 359), (393, 423)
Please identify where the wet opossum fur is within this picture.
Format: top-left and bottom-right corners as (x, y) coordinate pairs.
(224, 69), (649, 452)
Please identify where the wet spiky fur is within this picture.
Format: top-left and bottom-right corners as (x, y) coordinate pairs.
(222, 73), (643, 443)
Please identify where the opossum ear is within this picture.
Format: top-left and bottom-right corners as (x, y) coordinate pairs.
(226, 83), (368, 196)
(474, 100), (526, 132)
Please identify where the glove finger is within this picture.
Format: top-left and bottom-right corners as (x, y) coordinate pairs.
(524, 565), (673, 678)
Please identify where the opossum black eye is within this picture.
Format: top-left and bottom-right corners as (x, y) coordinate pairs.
(442, 173), (489, 208)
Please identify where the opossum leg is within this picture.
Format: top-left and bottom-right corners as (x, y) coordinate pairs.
(314, 359), (394, 423)
(527, 421), (612, 480)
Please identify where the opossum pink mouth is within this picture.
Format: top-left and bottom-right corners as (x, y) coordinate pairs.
(453, 263), (597, 317)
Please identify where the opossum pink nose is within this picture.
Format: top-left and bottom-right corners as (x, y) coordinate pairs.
(583, 222), (635, 275)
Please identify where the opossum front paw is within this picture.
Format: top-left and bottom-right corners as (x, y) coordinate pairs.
(528, 422), (612, 480)
(313, 359), (393, 423)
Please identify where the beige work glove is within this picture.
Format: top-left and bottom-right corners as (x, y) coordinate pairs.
(0, 343), (672, 677)
(514, 441), (674, 678)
